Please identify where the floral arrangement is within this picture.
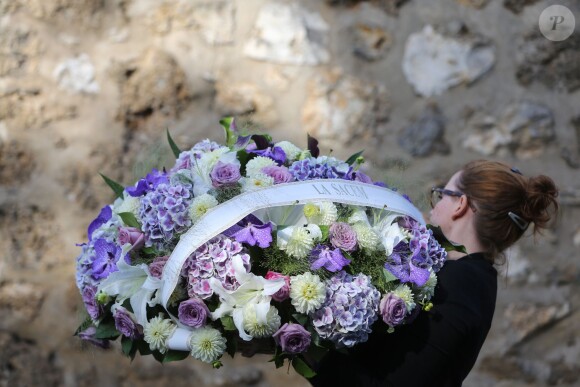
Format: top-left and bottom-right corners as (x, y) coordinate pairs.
(75, 118), (449, 377)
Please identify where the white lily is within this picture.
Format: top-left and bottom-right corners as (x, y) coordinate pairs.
(97, 247), (162, 326)
(374, 213), (408, 255)
(209, 255), (285, 341)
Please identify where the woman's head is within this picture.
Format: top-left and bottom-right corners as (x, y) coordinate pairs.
(433, 160), (559, 263)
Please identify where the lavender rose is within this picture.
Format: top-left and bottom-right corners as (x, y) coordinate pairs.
(272, 323), (311, 354)
(265, 271), (290, 302)
(118, 226), (145, 250)
(210, 161), (241, 187)
(113, 307), (143, 339)
(261, 165), (294, 184)
(379, 293), (407, 327)
(329, 222), (357, 252)
(82, 285), (102, 320)
(178, 298), (210, 328)
(149, 255), (169, 279)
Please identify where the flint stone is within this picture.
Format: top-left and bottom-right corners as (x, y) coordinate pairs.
(352, 23), (392, 61)
(214, 81), (277, 126)
(398, 103), (449, 157)
(504, 302), (570, 345)
(244, 3), (330, 65)
(53, 54), (99, 94)
(402, 24), (495, 97)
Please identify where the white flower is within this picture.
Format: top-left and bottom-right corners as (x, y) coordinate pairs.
(209, 255), (285, 341)
(304, 224), (322, 241)
(243, 303), (281, 338)
(245, 156), (276, 177)
(290, 272), (326, 314)
(303, 202), (338, 225)
(274, 140), (301, 161)
(348, 208), (370, 225)
(189, 327), (227, 363)
(143, 313), (176, 354)
(191, 147), (238, 196)
(113, 192), (141, 218)
(240, 173), (274, 192)
(393, 284), (416, 313)
(189, 193), (219, 222)
(352, 223), (380, 252)
(277, 226), (314, 259)
(374, 214), (407, 255)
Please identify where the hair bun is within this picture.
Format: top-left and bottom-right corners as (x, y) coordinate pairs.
(521, 175), (559, 230)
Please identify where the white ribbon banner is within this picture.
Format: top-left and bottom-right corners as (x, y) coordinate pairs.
(160, 179), (424, 313)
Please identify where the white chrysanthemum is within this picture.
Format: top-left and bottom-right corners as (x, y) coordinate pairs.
(240, 173), (275, 192)
(303, 202), (337, 225)
(188, 193), (219, 222)
(243, 303), (281, 338)
(278, 226), (314, 258)
(290, 272), (326, 314)
(393, 284), (416, 313)
(274, 141), (302, 161)
(143, 314), (176, 354)
(417, 270), (437, 300)
(113, 193), (141, 218)
(189, 327), (227, 363)
(352, 223), (380, 252)
(245, 156), (276, 177)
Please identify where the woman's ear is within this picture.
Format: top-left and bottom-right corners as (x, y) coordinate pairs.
(451, 195), (470, 220)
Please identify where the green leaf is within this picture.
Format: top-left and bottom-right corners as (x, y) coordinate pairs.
(163, 350), (190, 363)
(220, 116), (237, 148)
(292, 313), (308, 326)
(121, 336), (138, 360)
(74, 316), (93, 336)
(345, 150), (364, 165)
(382, 268), (398, 283)
(152, 350), (165, 363)
(427, 224), (467, 254)
(166, 129), (182, 158)
(94, 321), (120, 339)
(137, 340), (153, 356)
(220, 316), (237, 331)
(292, 356), (316, 378)
(100, 173), (125, 199)
(318, 225), (329, 242)
(118, 212), (141, 229)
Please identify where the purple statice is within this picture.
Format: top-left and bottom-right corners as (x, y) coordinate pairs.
(139, 182), (193, 251)
(250, 146), (286, 165)
(310, 244), (350, 272)
(384, 217), (446, 287)
(310, 271), (380, 348)
(91, 238), (128, 280)
(170, 140), (223, 173)
(289, 158), (340, 181)
(126, 169), (169, 197)
(181, 235), (251, 299)
(222, 214), (273, 248)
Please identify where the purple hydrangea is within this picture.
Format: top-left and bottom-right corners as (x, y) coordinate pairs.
(181, 235), (251, 299)
(310, 271), (380, 348)
(384, 217), (447, 287)
(289, 158), (341, 181)
(139, 182), (193, 251)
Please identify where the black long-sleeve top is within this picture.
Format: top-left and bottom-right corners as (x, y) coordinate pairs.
(309, 253), (497, 387)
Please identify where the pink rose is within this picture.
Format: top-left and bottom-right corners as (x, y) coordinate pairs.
(329, 222), (357, 252)
(265, 271), (290, 302)
(118, 227), (145, 250)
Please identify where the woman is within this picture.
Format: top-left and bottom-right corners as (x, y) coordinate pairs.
(308, 160), (559, 387)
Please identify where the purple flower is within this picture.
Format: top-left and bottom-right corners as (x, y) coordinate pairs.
(265, 271), (291, 302)
(379, 293), (407, 328)
(210, 161), (241, 187)
(222, 214), (273, 248)
(126, 168), (169, 197)
(272, 323), (311, 354)
(178, 298), (210, 328)
(354, 171), (373, 184)
(78, 326), (111, 349)
(114, 307), (143, 339)
(118, 227), (145, 250)
(310, 245), (350, 272)
(250, 146), (287, 165)
(149, 255), (169, 279)
(261, 165), (294, 184)
(87, 206), (112, 241)
(91, 238), (126, 280)
(82, 285), (102, 320)
(329, 222), (357, 252)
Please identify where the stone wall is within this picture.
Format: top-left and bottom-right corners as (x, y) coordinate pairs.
(1, 0), (579, 386)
